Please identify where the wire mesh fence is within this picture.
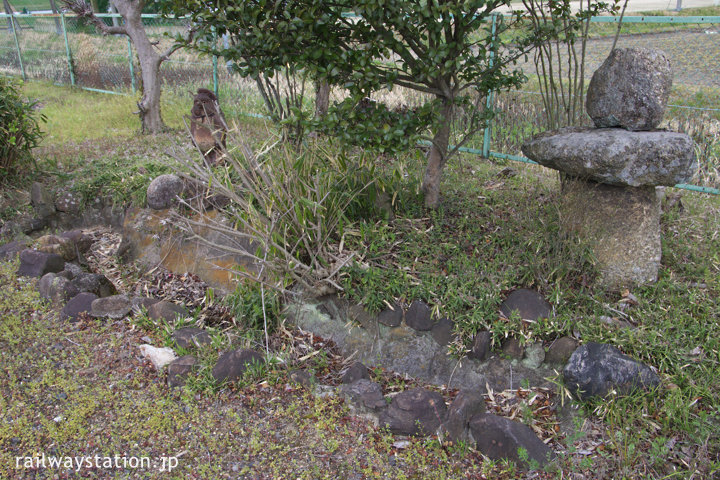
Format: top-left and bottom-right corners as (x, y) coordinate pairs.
(1, 12), (719, 192)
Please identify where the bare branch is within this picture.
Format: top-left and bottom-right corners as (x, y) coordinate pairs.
(61, 0), (127, 36)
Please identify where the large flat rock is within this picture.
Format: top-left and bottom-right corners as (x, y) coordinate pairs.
(522, 127), (696, 187)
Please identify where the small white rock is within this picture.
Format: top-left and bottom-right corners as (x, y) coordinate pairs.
(138, 344), (177, 370)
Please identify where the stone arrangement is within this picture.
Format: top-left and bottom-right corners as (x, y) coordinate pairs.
(522, 48), (698, 287)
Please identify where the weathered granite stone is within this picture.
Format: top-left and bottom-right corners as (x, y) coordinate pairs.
(469, 412), (556, 468)
(60, 292), (97, 322)
(405, 300), (434, 331)
(172, 327), (211, 349)
(167, 355), (198, 388)
(377, 303), (403, 327)
(91, 294), (132, 319)
(559, 178), (661, 287)
(586, 48), (672, 131)
(563, 342), (660, 400)
(147, 174), (183, 210)
(500, 289), (551, 321)
(545, 336), (579, 365)
(380, 387), (447, 436)
(211, 349), (264, 383)
(521, 128), (697, 187)
(342, 361), (370, 384)
(17, 250), (64, 277)
(35, 234), (76, 261)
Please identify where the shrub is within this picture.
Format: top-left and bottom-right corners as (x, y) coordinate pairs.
(0, 78), (45, 178)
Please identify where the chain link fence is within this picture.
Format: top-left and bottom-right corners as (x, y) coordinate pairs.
(1, 12), (719, 192)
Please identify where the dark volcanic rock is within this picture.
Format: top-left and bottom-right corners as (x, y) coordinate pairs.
(380, 387), (447, 436)
(91, 294), (132, 319)
(500, 288), (552, 321)
(521, 128), (697, 187)
(431, 317), (455, 347)
(18, 250), (65, 278)
(405, 300), (434, 331)
(211, 349), (264, 383)
(563, 342), (660, 400)
(377, 303), (403, 327)
(131, 296), (161, 313)
(502, 337), (525, 360)
(340, 379), (387, 414)
(545, 336), (579, 365)
(586, 47), (672, 131)
(468, 330), (492, 361)
(0, 240), (30, 261)
(54, 190), (83, 214)
(60, 292), (97, 322)
(440, 390), (485, 443)
(469, 412), (556, 468)
(172, 327), (211, 349)
(167, 355), (198, 388)
(342, 361), (370, 384)
(38, 273), (79, 306)
(71, 272), (116, 297)
(147, 301), (188, 322)
(30, 182), (55, 219)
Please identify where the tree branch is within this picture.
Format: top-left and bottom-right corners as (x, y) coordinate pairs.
(61, 0), (127, 36)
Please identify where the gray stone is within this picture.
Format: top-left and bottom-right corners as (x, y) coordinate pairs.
(502, 337), (524, 360)
(59, 230), (93, 254)
(167, 355), (198, 388)
(147, 301), (188, 322)
(468, 330), (492, 361)
(91, 294), (132, 319)
(38, 273), (79, 306)
(131, 296), (161, 313)
(30, 182), (55, 219)
(172, 327), (211, 349)
(71, 273), (116, 297)
(563, 342), (660, 400)
(380, 387), (447, 436)
(431, 317), (455, 347)
(500, 289), (551, 321)
(440, 390), (485, 444)
(138, 344), (177, 370)
(340, 379), (387, 420)
(147, 174), (183, 210)
(405, 300), (433, 331)
(521, 128), (697, 187)
(469, 412), (556, 469)
(348, 304), (375, 330)
(521, 342), (546, 369)
(342, 361), (370, 384)
(0, 239), (30, 261)
(211, 349), (264, 383)
(586, 47), (672, 131)
(35, 234), (76, 261)
(289, 370), (315, 389)
(17, 250), (65, 278)
(559, 178), (661, 287)
(545, 336), (579, 365)
(377, 303), (403, 327)
(57, 262), (84, 280)
(55, 190), (83, 214)
(60, 292), (97, 322)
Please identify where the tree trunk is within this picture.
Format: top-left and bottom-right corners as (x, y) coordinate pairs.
(422, 98), (453, 209)
(114, 0), (165, 134)
(314, 78), (330, 118)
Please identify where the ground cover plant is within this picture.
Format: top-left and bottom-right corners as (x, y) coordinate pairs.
(1, 18), (720, 475)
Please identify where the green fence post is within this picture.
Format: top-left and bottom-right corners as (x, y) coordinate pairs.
(60, 13), (75, 86)
(127, 36), (136, 93)
(10, 13), (25, 81)
(212, 28), (218, 97)
(481, 13), (498, 159)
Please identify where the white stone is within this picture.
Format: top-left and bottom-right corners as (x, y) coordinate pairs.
(138, 344), (177, 370)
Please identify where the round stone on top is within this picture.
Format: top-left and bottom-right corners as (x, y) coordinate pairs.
(586, 47), (672, 131)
